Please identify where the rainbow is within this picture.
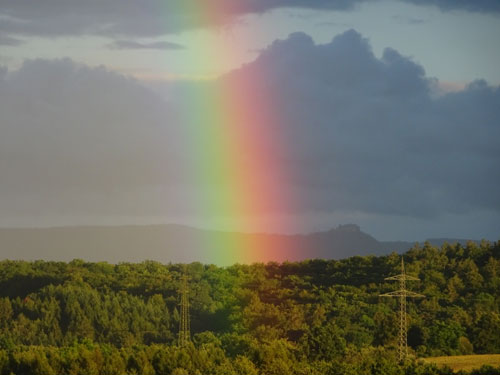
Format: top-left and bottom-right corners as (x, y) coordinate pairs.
(172, 6), (296, 265)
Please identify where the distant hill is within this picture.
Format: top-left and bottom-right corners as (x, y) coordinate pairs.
(0, 224), (479, 265)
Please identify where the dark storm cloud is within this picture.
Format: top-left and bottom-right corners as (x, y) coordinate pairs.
(0, 0), (362, 38)
(214, 30), (500, 218)
(0, 30), (499, 221)
(264, 0), (500, 13)
(2, 0), (497, 40)
(107, 40), (185, 50)
(402, 0), (500, 13)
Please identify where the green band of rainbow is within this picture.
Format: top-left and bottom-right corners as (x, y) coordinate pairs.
(180, 73), (293, 264)
(162, 4), (296, 264)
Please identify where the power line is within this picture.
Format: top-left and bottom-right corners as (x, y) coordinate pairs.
(380, 257), (424, 363)
(178, 270), (191, 347)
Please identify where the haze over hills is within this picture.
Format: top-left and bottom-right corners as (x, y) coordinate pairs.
(0, 224), (481, 266)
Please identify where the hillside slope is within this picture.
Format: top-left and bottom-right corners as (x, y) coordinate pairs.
(0, 224), (478, 265)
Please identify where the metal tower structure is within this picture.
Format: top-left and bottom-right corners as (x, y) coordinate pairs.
(380, 257), (424, 362)
(178, 272), (191, 347)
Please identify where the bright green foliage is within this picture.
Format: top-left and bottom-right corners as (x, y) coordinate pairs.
(0, 241), (498, 373)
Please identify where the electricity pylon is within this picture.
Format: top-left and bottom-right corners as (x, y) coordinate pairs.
(380, 257), (424, 362)
(178, 271), (191, 347)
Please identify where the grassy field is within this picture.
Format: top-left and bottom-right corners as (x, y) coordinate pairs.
(422, 354), (500, 372)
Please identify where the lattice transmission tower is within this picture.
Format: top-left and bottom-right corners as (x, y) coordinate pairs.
(178, 272), (191, 347)
(380, 257), (424, 362)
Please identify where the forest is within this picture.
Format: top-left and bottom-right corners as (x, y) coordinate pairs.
(0, 240), (499, 374)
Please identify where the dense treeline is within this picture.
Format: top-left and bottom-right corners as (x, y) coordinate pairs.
(0, 240), (499, 374)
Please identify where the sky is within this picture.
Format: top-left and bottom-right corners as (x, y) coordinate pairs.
(0, 0), (499, 241)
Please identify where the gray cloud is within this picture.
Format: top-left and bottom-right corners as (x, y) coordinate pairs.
(0, 30), (499, 229)
(0, 58), (194, 218)
(213, 30), (500, 218)
(107, 40), (185, 50)
(391, 15), (426, 25)
(315, 21), (353, 28)
(402, 0), (500, 13)
(0, 0), (362, 38)
(1, 0), (498, 39)
(0, 33), (23, 46)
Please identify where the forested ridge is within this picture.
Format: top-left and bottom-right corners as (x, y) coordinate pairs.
(0, 240), (499, 374)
